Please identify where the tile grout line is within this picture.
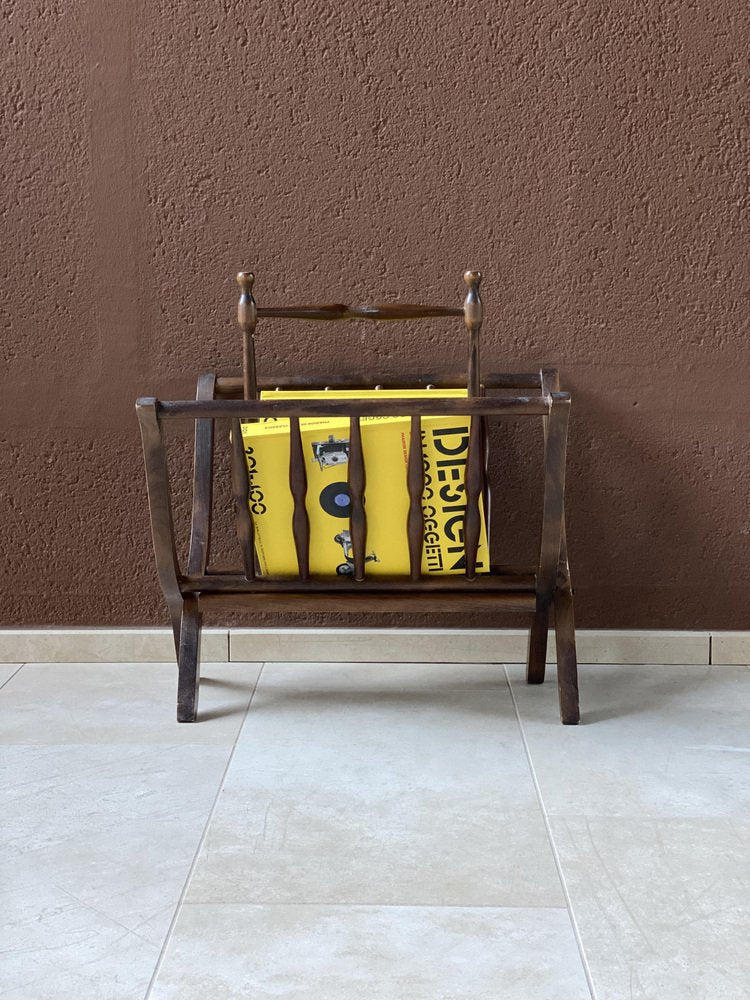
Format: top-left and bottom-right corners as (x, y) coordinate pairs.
(175, 901), (573, 910)
(503, 666), (599, 1000)
(0, 663), (26, 692)
(143, 661), (267, 1000)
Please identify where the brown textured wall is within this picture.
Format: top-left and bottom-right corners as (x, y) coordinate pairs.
(2, 1), (748, 628)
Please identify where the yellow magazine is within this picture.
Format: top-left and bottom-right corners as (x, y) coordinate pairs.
(240, 389), (489, 576)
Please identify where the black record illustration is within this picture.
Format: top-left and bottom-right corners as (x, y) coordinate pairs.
(319, 482), (353, 518)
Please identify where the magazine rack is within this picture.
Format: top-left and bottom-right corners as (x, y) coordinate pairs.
(136, 271), (579, 724)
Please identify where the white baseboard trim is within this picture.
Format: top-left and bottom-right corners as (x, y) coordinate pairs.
(229, 628), (714, 665)
(0, 628), (229, 664)
(0, 627), (746, 666)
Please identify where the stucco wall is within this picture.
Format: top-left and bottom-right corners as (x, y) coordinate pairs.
(2, 1), (748, 627)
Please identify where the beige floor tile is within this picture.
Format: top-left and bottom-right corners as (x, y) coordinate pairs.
(0, 661), (262, 744)
(509, 663), (750, 998)
(0, 660), (263, 998)
(149, 903), (591, 1000)
(8, 657), (747, 999)
(0, 882), (161, 1000)
(507, 663), (750, 818)
(186, 661), (564, 907)
(0, 663), (23, 687)
(550, 816), (750, 1000)
(0, 742), (238, 999)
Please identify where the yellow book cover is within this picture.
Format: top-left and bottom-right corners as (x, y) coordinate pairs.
(240, 389), (489, 576)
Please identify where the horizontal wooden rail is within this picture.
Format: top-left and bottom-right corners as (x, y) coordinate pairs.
(197, 591), (537, 614)
(143, 395), (558, 421)
(256, 304), (464, 321)
(201, 562), (537, 578)
(215, 372), (544, 395)
(180, 573), (536, 594)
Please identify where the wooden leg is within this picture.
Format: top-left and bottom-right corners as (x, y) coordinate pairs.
(168, 599), (182, 660)
(527, 601), (549, 684)
(553, 584), (579, 725)
(177, 597), (202, 723)
(529, 391), (570, 688)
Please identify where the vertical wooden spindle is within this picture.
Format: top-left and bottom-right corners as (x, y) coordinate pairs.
(237, 271), (258, 399)
(463, 270), (483, 397)
(348, 415), (367, 581)
(231, 418), (256, 581)
(289, 415), (310, 580)
(463, 269), (484, 579)
(407, 414), (424, 580)
(463, 415), (484, 580)
(187, 373), (216, 578)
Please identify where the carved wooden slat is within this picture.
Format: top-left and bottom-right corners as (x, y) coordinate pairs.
(463, 416), (484, 581)
(256, 304), (464, 321)
(230, 418), (255, 581)
(407, 415), (424, 580)
(348, 415), (367, 581)
(237, 272), (258, 399)
(289, 415), (310, 581)
(463, 270), (483, 397)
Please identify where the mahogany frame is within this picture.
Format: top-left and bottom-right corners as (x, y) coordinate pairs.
(136, 271), (579, 724)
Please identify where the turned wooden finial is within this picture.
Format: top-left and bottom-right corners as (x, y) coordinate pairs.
(236, 271), (258, 399)
(463, 270), (482, 321)
(237, 271), (257, 332)
(463, 270), (483, 396)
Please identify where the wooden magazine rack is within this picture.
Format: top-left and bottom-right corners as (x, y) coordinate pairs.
(136, 270), (579, 724)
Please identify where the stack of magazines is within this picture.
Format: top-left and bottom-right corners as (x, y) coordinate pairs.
(240, 389), (489, 576)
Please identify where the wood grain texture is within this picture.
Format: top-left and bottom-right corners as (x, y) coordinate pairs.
(181, 573), (536, 594)
(187, 372), (216, 577)
(463, 270), (483, 397)
(407, 415), (425, 580)
(255, 304), (464, 320)
(230, 418), (255, 581)
(554, 581), (579, 724)
(177, 596), (201, 723)
(197, 591), (536, 615)
(215, 373), (543, 395)
(135, 397), (183, 649)
(348, 415), (367, 581)
(288, 415), (310, 581)
(156, 396), (549, 420)
(237, 272), (258, 399)
(527, 368), (559, 684)
(528, 391), (570, 684)
(463, 416), (484, 581)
